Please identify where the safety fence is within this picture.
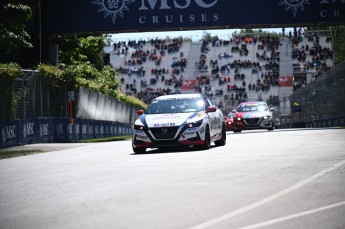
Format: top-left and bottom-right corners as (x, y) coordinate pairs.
(283, 61), (345, 128)
(0, 118), (132, 149)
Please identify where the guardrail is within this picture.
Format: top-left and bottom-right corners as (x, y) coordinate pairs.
(0, 118), (132, 149)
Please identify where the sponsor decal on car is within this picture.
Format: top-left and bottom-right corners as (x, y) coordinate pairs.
(151, 115), (183, 120)
(153, 123), (175, 127)
(136, 135), (148, 141)
(182, 131), (197, 139)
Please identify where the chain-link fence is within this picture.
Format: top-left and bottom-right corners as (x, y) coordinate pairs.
(0, 69), (73, 120)
(287, 61), (345, 127)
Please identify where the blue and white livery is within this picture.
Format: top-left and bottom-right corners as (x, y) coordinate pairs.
(132, 94), (226, 153)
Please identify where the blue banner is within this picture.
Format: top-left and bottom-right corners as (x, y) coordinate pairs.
(19, 119), (39, 145)
(43, 0), (345, 34)
(0, 118), (132, 149)
(0, 120), (19, 149)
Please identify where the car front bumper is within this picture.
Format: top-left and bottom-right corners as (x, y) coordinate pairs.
(234, 118), (273, 130)
(132, 124), (206, 149)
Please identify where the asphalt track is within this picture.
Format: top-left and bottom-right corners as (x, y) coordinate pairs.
(0, 128), (344, 229)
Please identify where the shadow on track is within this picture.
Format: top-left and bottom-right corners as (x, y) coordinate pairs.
(130, 145), (217, 155)
(227, 127), (345, 135)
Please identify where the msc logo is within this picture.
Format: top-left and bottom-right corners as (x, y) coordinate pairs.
(23, 122), (35, 138)
(92, 0), (218, 24)
(2, 125), (16, 143)
(91, 0), (135, 24)
(279, 0), (310, 18)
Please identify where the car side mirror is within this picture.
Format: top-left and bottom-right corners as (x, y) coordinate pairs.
(136, 109), (144, 115)
(270, 108), (276, 112)
(207, 106), (217, 113)
(232, 110), (237, 113)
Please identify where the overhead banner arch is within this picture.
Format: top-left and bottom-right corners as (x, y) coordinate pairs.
(43, 0), (345, 34)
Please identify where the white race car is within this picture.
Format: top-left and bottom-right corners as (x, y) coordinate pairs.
(132, 94), (226, 153)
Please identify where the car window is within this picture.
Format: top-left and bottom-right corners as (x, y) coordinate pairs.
(227, 113), (234, 118)
(205, 97), (213, 109)
(237, 104), (268, 112)
(145, 98), (205, 114)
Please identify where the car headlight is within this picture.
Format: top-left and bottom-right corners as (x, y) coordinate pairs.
(186, 120), (203, 128)
(134, 124), (145, 130)
(228, 121), (232, 124)
(235, 117), (242, 121)
(264, 115), (271, 120)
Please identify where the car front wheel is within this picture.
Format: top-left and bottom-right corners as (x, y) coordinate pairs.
(133, 147), (146, 154)
(215, 123), (226, 146)
(201, 126), (211, 150)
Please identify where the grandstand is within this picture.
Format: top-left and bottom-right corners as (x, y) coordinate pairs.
(108, 30), (334, 118)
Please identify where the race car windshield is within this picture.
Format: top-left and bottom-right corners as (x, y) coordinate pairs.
(237, 104), (268, 112)
(228, 114), (235, 118)
(145, 98), (205, 114)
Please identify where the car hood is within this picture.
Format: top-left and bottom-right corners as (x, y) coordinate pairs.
(236, 111), (271, 119)
(139, 112), (203, 128)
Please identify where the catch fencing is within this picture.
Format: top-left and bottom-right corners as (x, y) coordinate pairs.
(283, 61), (345, 128)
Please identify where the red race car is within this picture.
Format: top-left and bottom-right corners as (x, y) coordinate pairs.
(232, 101), (275, 132)
(225, 113), (235, 131)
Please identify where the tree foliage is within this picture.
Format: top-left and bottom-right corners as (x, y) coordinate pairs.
(53, 35), (107, 70)
(0, 63), (22, 120)
(0, 0), (39, 64)
(331, 26), (345, 65)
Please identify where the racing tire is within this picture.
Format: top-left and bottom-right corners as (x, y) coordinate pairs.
(200, 126), (211, 150)
(268, 122), (275, 131)
(215, 123), (226, 146)
(133, 147), (146, 154)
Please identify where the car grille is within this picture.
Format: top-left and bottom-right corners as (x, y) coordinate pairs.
(244, 118), (261, 125)
(150, 127), (179, 140)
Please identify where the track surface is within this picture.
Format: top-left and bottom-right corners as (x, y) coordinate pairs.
(0, 128), (344, 229)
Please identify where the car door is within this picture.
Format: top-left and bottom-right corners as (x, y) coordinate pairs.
(204, 97), (222, 139)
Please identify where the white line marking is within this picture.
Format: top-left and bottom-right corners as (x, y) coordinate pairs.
(189, 159), (345, 229)
(235, 201), (345, 229)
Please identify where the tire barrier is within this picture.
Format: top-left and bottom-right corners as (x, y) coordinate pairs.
(0, 118), (132, 149)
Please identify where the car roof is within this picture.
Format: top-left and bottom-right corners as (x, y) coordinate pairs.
(154, 94), (203, 100)
(238, 101), (267, 106)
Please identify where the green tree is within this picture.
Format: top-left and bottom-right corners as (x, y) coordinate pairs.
(0, 0), (40, 66)
(331, 26), (345, 65)
(0, 63), (21, 120)
(53, 35), (107, 70)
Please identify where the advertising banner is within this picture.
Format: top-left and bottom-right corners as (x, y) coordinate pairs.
(182, 80), (197, 91)
(279, 76), (294, 87)
(0, 120), (19, 149)
(0, 117), (133, 149)
(43, 0), (345, 34)
(19, 119), (39, 145)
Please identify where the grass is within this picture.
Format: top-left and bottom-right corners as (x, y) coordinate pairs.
(77, 135), (132, 143)
(0, 150), (44, 160)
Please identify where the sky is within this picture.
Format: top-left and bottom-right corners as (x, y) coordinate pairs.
(109, 27), (294, 43)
